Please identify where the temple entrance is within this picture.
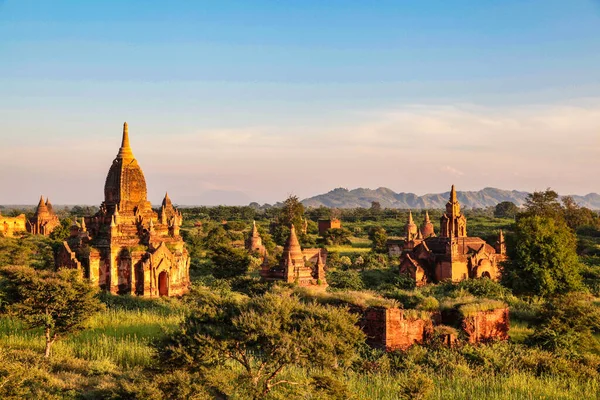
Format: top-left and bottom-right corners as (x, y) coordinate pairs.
(158, 271), (168, 296)
(481, 271), (491, 279)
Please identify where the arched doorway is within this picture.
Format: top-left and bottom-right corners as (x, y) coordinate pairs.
(158, 271), (168, 296)
(481, 271), (491, 279)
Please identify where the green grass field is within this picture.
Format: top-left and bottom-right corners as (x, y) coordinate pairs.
(2, 294), (599, 399)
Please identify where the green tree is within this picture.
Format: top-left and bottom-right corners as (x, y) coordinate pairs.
(327, 269), (364, 290)
(155, 290), (364, 399)
(202, 225), (230, 250)
(0, 266), (105, 357)
(368, 226), (388, 253)
(521, 189), (563, 220)
(561, 196), (597, 231)
(279, 195), (305, 229)
(370, 201), (382, 220)
(494, 201), (518, 219)
(49, 217), (72, 241)
(323, 227), (352, 246)
(502, 216), (582, 296)
(210, 245), (250, 279)
(527, 292), (600, 355)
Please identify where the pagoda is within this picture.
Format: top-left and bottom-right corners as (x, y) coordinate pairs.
(56, 122), (190, 297)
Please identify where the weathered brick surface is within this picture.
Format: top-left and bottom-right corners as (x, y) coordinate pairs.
(361, 307), (433, 351)
(462, 308), (510, 343)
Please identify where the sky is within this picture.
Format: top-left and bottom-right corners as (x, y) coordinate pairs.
(1, 0), (599, 205)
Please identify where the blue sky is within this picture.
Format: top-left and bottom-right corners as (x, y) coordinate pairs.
(1, 0), (599, 205)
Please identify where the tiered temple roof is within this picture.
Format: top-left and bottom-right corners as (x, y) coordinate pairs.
(56, 122), (190, 297)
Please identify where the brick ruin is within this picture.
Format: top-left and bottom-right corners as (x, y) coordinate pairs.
(55, 122), (190, 297)
(394, 185), (507, 285)
(318, 218), (341, 236)
(0, 214), (27, 237)
(357, 305), (509, 351)
(360, 307), (434, 351)
(0, 196), (60, 237)
(260, 224), (327, 286)
(442, 307), (510, 344)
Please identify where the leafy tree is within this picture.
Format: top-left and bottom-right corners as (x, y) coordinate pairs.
(279, 195), (305, 229)
(502, 216), (582, 296)
(327, 269), (364, 291)
(370, 201), (383, 220)
(527, 292), (600, 355)
(323, 228), (352, 246)
(0, 235), (55, 270)
(155, 290), (364, 399)
(202, 225), (231, 250)
(210, 245), (250, 279)
(521, 189), (563, 220)
(49, 217), (72, 242)
(368, 226), (388, 253)
(561, 196), (597, 230)
(494, 201), (518, 219)
(0, 266), (105, 357)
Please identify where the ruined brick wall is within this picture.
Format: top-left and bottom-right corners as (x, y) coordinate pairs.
(55, 242), (82, 271)
(0, 214), (27, 237)
(462, 307), (509, 343)
(318, 219), (341, 236)
(361, 307), (433, 351)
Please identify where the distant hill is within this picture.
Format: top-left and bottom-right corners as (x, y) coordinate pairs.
(301, 187), (600, 210)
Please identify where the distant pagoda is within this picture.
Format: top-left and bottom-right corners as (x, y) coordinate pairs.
(260, 224), (327, 287)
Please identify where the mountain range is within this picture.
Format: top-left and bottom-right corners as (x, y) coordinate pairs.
(301, 187), (600, 210)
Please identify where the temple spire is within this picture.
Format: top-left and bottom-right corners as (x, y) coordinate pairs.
(162, 192), (172, 208)
(36, 195), (48, 214)
(450, 185), (457, 203)
(425, 211), (430, 223)
(408, 210), (414, 224)
(117, 122), (134, 159)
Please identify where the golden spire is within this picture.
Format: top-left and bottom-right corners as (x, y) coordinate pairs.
(450, 184), (457, 203)
(117, 122), (134, 159)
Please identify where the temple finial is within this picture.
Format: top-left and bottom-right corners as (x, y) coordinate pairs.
(450, 184), (457, 203)
(122, 122), (129, 146)
(117, 122), (134, 159)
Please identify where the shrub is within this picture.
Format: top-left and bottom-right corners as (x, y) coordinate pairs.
(327, 269), (364, 291)
(397, 371), (433, 400)
(527, 292), (600, 355)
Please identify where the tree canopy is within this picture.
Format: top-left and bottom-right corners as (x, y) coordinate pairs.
(155, 289), (364, 399)
(494, 201), (519, 219)
(0, 266), (105, 357)
(502, 215), (582, 296)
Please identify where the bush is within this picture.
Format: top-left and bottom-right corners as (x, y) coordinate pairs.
(327, 270), (364, 291)
(397, 372), (433, 400)
(527, 292), (600, 355)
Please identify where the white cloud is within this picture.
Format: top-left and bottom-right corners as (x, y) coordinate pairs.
(2, 99), (600, 204)
(440, 166), (465, 177)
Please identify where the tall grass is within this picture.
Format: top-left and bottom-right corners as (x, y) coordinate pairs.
(0, 306), (185, 368)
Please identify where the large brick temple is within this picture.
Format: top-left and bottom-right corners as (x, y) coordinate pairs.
(397, 185), (506, 285)
(56, 122), (190, 297)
